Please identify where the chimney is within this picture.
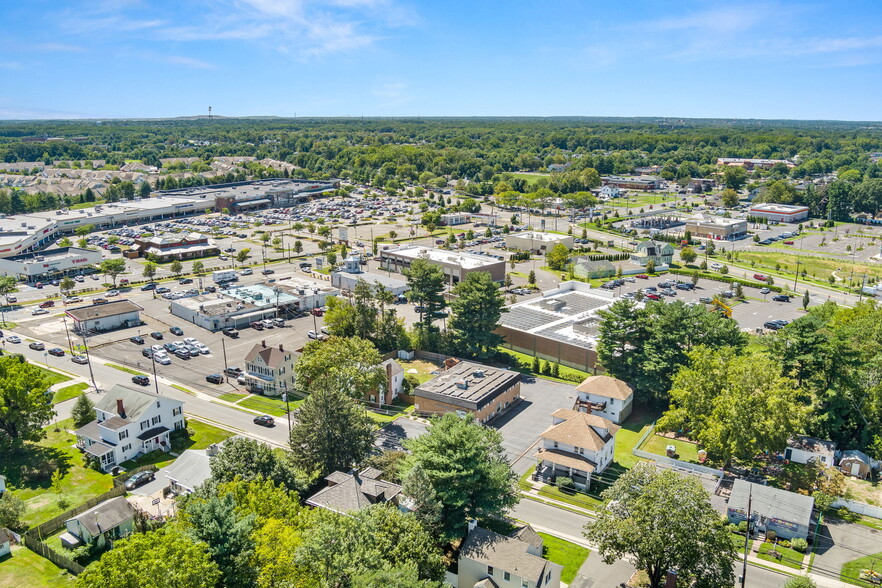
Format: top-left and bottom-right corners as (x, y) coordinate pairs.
(279, 343), (283, 352)
(467, 519), (478, 534)
(116, 398), (125, 418)
(261, 340), (266, 348)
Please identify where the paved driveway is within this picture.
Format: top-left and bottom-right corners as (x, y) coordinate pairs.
(490, 377), (578, 474)
(812, 518), (882, 581)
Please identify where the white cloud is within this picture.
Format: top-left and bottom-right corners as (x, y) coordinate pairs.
(163, 55), (218, 69)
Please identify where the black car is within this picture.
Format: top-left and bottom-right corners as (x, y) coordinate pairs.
(675, 283), (694, 290)
(163, 342), (177, 352)
(174, 349), (190, 360)
(763, 320), (789, 330)
(206, 373), (224, 384)
(179, 278), (194, 285)
(772, 295), (791, 302)
(170, 326), (184, 336)
(142, 347), (154, 358)
(150, 331), (164, 340)
(130, 335), (145, 345)
(29, 342), (45, 351)
(124, 470), (155, 490)
(131, 375), (150, 386)
(222, 328), (239, 338)
(261, 269), (275, 275)
(48, 347), (65, 357)
(141, 283), (156, 291)
(253, 415), (275, 427)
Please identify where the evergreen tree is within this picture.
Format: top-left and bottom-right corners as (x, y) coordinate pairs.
(401, 463), (442, 534)
(71, 393), (95, 428)
(448, 272), (507, 360)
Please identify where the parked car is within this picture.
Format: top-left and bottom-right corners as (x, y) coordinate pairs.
(675, 283), (694, 290)
(253, 415), (275, 427)
(154, 354), (171, 365)
(699, 297), (713, 303)
(645, 293), (661, 301)
(130, 335), (145, 344)
(173, 349), (190, 360)
(170, 326), (184, 336)
(71, 355), (88, 364)
(124, 470), (155, 490)
(224, 366), (242, 377)
(308, 330), (319, 339)
(250, 321), (264, 331)
(206, 373), (224, 384)
(760, 288), (771, 295)
(222, 328), (239, 338)
(150, 331), (164, 340)
(311, 308), (323, 317)
(131, 375), (150, 386)
(763, 320), (789, 330)
(772, 294), (791, 302)
(48, 347), (65, 357)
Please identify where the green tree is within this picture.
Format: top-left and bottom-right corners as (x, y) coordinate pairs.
(0, 492), (26, 532)
(142, 261), (158, 281)
(658, 347), (806, 464)
(0, 276), (18, 306)
(584, 462), (735, 588)
(399, 414), (519, 541)
(448, 272), (507, 360)
(401, 463), (442, 534)
(71, 393), (95, 428)
(209, 437), (295, 490)
(0, 357), (54, 452)
(294, 335), (385, 399)
(546, 243), (570, 271)
(288, 382), (375, 480)
(803, 289), (810, 310)
(192, 260), (205, 275)
(680, 246), (697, 264)
(251, 518), (313, 588)
(293, 240), (303, 255)
(98, 258), (126, 286)
(404, 258), (446, 331)
(76, 528), (221, 588)
(236, 248), (251, 265)
(720, 188), (740, 208)
(782, 578), (817, 588)
(722, 166), (747, 190)
(179, 492), (257, 588)
(645, 258), (656, 274)
(74, 224), (94, 237)
(169, 260), (183, 276)
(59, 276), (76, 295)
(528, 269), (536, 285)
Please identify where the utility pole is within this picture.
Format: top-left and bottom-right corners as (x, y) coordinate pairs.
(81, 333), (99, 393)
(221, 337), (230, 384)
(739, 487), (752, 588)
(151, 350), (160, 395)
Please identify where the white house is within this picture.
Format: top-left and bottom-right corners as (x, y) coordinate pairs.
(0, 528), (12, 558)
(243, 341), (299, 397)
(0, 474), (5, 497)
(785, 436), (837, 467)
(599, 185), (621, 199)
(533, 409), (619, 490)
(164, 449), (213, 495)
(60, 496), (135, 549)
(454, 521), (562, 588)
(375, 358), (404, 406)
(75, 385), (185, 471)
(573, 375), (634, 424)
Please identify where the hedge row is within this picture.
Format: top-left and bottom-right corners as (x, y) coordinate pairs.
(666, 268), (786, 293)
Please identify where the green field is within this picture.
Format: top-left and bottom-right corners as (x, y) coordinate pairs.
(238, 394), (300, 417)
(537, 532), (591, 584)
(509, 172), (549, 187)
(2, 418), (115, 526)
(51, 382), (88, 405)
(33, 366), (73, 387)
(613, 410), (657, 469)
(756, 542), (805, 570)
(0, 546), (75, 587)
(840, 551), (882, 586)
(734, 251), (882, 284)
(639, 433), (701, 463)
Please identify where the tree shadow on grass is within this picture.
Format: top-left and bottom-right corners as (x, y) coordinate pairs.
(0, 444), (72, 491)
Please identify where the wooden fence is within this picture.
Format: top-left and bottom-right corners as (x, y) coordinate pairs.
(26, 485), (127, 542)
(22, 533), (84, 576)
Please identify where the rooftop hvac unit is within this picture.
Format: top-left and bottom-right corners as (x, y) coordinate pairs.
(455, 379), (469, 389)
(472, 370), (485, 378)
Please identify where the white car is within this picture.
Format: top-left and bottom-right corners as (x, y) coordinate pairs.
(32, 308), (49, 315)
(64, 296), (83, 304)
(711, 263), (723, 270)
(74, 275), (85, 283)
(624, 277), (636, 283)
(308, 330), (319, 339)
(106, 290), (120, 297)
(6, 335), (20, 343)
(183, 337), (199, 345)
(240, 269), (253, 276)
(151, 344), (164, 353)
(195, 343), (210, 355)
(154, 354), (171, 365)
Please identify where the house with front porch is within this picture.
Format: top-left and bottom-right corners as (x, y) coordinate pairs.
(243, 341), (299, 397)
(533, 409), (618, 490)
(75, 385), (185, 471)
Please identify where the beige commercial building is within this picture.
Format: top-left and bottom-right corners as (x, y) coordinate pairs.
(412, 360), (521, 423)
(380, 245), (505, 284)
(504, 231), (573, 254)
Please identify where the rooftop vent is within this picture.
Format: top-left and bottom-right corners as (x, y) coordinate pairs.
(539, 298), (566, 311)
(455, 379), (469, 390)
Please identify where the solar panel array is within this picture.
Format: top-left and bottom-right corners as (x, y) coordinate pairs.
(500, 306), (558, 331)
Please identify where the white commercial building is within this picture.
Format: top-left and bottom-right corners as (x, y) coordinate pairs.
(0, 247), (102, 280)
(66, 300), (143, 335)
(505, 231), (574, 254)
(749, 203), (810, 223)
(440, 212), (470, 226)
(331, 255), (409, 296)
(381, 245), (505, 284)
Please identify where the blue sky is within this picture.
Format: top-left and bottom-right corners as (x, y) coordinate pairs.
(3, 0), (882, 120)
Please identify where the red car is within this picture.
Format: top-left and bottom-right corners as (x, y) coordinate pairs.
(783, 240), (794, 245)
(635, 274), (649, 279)
(753, 273), (767, 281)
(311, 308), (324, 317)
(646, 293), (661, 300)
(39, 300), (55, 308)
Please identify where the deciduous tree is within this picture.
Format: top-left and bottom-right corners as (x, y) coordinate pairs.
(98, 258), (126, 286)
(209, 437), (295, 490)
(0, 357), (54, 452)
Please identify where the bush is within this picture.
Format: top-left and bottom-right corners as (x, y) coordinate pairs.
(727, 523), (739, 534)
(737, 520), (748, 534)
(790, 538), (808, 553)
(557, 477), (575, 494)
(779, 539), (791, 548)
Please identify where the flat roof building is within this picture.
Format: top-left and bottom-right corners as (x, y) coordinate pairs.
(413, 360), (521, 424)
(684, 214), (749, 241)
(504, 231), (574, 254)
(331, 255), (409, 296)
(0, 246), (102, 280)
(381, 245), (505, 284)
(496, 281), (617, 373)
(749, 203), (810, 223)
(66, 299), (143, 335)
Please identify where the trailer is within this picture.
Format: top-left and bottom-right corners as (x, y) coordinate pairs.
(212, 269), (237, 284)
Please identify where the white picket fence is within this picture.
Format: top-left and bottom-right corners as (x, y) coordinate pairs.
(831, 497), (882, 520)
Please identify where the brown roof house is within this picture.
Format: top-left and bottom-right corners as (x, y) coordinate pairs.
(533, 409), (619, 491)
(243, 341), (299, 397)
(838, 450), (878, 480)
(305, 468), (403, 514)
(573, 375), (633, 424)
(455, 520), (562, 588)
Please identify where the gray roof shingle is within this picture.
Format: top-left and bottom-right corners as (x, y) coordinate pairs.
(67, 497), (135, 537)
(460, 527), (549, 584)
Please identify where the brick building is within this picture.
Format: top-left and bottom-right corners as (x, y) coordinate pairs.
(412, 360), (521, 423)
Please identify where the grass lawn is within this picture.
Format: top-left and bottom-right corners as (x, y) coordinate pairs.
(613, 409), (658, 469)
(735, 251), (882, 283)
(398, 358), (442, 384)
(32, 365), (73, 387)
(840, 551), (882, 586)
(0, 546), (75, 587)
(2, 418), (114, 527)
(730, 533), (749, 555)
(218, 392), (248, 403)
(52, 382), (88, 405)
(238, 394), (299, 417)
(119, 419), (234, 470)
(537, 532), (590, 584)
(509, 172), (549, 187)
(639, 433), (700, 463)
(105, 363), (147, 376)
(756, 542), (805, 570)
(537, 484), (606, 512)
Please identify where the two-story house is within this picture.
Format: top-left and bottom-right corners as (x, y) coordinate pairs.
(369, 358), (404, 406)
(573, 375), (633, 424)
(305, 467), (403, 514)
(75, 385), (185, 471)
(242, 341), (299, 397)
(533, 409), (619, 490)
(454, 521), (562, 588)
